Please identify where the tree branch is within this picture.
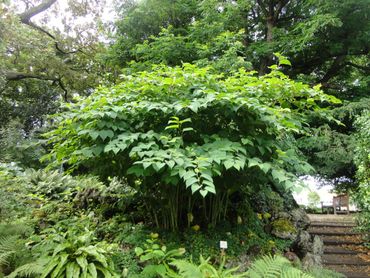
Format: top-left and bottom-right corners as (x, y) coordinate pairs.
(4, 71), (58, 82)
(19, 0), (57, 24)
(319, 56), (345, 84)
(257, 0), (269, 17)
(294, 48), (369, 74)
(274, 0), (290, 21)
(18, 0), (79, 55)
(345, 62), (370, 73)
(2, 71), (68, 97)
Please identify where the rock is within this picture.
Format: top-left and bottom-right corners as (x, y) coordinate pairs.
(276, 211), (290, 219)
(302, 252), (322, 270)
(271, 218), (297, 240)
(312, 235), (323, 257)
(225, 253), (252, 273)
(290, 208), (310, 230)
(247, 244), (262, 256)
(284, 251), (300, 263)
(292, 230), (312, 257)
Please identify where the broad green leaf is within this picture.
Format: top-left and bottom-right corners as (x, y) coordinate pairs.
(185, 177), (198, 188)
(76, 256), (88, 273)
(134, 247), (144, 256)
(41, 257), (60, 278)
(224, 160), (234, 170)
(87, 263), (98, 278)
(248, 157), (262, 168)
(98, 130), (114, 140)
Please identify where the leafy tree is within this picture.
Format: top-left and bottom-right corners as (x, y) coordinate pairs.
(0, 0), (109, 132)
(43, 61), (339, 230)
(108, 0), (198, 67)
(307, 191), (320, 209)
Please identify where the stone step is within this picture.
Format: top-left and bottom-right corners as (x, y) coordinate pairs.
(310, 222), (357, 228)
(341, 272), (370, 278)
(309, 230), (361, 236)
(324, 246), (368, 254)
(323, 254), (369, 266)
(322, 238), (364, 245)
(325, 265), (370, 278)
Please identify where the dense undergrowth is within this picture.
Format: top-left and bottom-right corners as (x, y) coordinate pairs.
(0, 62), (352, 277)
(0, 163), (346, 278)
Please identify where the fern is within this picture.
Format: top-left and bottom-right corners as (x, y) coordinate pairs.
(308, 267), (346, 278)
(169, 256), (248, 278)
(0, 224), (34, 276)
(247, 255), (313, 278)
(5, 259), (46, 278)
(168, 260), (203, 278)
(0, 236), (21, 268)
(0, 224), (32, 238)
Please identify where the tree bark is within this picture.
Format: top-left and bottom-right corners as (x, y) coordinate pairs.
(4, 71), (58, 82)
(19, 0), (58, 24)
(257, 0), (290, 75)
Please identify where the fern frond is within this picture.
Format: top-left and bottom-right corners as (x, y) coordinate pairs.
(0, 251), (16, 266)
(0, 236), (20, 267)
(247, 255), (314, 278)
(170, 260), (203, 278)
(0, 224), (32, 238)
(5, 259), (47, 278)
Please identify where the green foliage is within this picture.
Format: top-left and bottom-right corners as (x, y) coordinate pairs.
(42, 241), (118, 277)
(271, 219), (296, 234)
(0, 164), (30, 221)
(108, 0), (370, 193)
(167, 256), (247, 278)
(307, 192), (320, 209)
(5, 259), (46, 278)
(0, 223), (33, 276)
(22, 169), (78, 200)
(246, 255), (313, 278)
(16, 228), (119, 278)
(44, 63), (337, 229)
(0, 121), (45, 168)
(308, 267), (345, 278)
(148, 254), (315, 278)
(353, 111), (370, 236)
(134, 235), (186, 277)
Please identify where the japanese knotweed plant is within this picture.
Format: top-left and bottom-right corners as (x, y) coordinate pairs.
(43, 62), (340, 230)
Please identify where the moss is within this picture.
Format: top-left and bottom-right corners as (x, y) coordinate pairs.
(272, 219), (296, 233)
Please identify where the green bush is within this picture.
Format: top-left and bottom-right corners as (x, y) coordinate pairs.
(8, 227), (119, 278)
(353, 112), (370, 236)
(44, 62), (339, 230)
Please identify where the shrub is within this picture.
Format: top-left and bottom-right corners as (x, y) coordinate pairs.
(353, 112), (370, 236)
(44, 62), (339, 230)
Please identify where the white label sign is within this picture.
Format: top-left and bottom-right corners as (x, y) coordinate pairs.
(219, 241), (228, 249)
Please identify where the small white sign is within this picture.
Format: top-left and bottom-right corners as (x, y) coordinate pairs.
(219, 241), (228, 249)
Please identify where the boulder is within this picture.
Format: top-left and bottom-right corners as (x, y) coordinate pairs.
(284, 251), (300, 263)
(290, 208), (310, 230)
(312, 235), (323, 257)
(292, 230), (312, 257)
(271, 218), (297, 240)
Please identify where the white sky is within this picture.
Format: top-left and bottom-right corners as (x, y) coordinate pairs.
(9, 0), (118, 41)
(293, 176), (357, 210)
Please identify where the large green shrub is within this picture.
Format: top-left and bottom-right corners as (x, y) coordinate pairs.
(44, 62), (339, 230)
(353, 111), (370, 236)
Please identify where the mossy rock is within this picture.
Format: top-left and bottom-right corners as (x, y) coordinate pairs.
(271, 218), (297, 240)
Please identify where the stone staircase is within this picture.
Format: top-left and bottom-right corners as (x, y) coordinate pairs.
(308, 215), (370, 278)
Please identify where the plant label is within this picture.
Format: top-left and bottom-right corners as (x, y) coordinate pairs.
(219, 240), (228, 249)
